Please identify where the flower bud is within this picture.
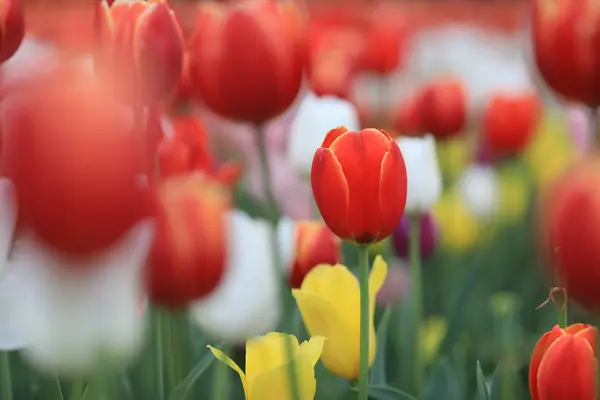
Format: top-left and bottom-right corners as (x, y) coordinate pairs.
(392, 213), (439, 260)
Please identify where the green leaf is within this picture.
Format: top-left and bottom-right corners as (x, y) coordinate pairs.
(476, 361), (490, 400)
(424, 358), (462, 400)
(370, 306), (393, 385)
(168, 351), (215, 400)
(350, 384), (417, 400)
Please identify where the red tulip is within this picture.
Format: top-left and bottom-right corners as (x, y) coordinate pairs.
(289, 221), (340, 288)
(419, 77), (467, 140)
(392, 94), (424, 137)
(543, 158), (600, 309)
(529, 324), (596, 400)
(0, 68), (150, 256)
(359, 24), (405, 75)
(532, 0), (600, 105)
(483, 92), (541, 156)
(147, 172), (229, 308)
(311, 126), (407, 244)
(189, 0), (307, 124)
(94, 0), (184, 105)
(0, 0), (24, 64)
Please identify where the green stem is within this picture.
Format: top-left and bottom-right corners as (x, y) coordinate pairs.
(0, 352), (12, 400)
(357, 245), (371, 400)
(211, 346), (230, 400)
(409, 214), (423, 397)
(155, 310), (165, 400)
(69, 378), (84, 400)
(254, 125), (300, 400)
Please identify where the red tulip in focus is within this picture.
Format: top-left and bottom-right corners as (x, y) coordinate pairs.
(190, 0), (307, 124)
(529, 324), (596, 400)
(289, 221), (340, 288)
(1, 69), (150, 256)
(0, 0), (24, 64)
(95, 0), (184, 105)
(147, 173), (230, 308)
(532, 0), (600, 105)
(311, 127), (407, 244)
(483, 92), (541, 156)
(544, 159), (600, 309)
(419, 77), (467, 140)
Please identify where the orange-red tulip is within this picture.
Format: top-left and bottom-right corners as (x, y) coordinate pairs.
(94, 0), (184, 105)
(311, 127), (407, 244)
(529, 324), (596, 400)
(532, 0), (600, 105)
(419, 77), (466, 140)
(190, 0), (307, 124)
(289, 221), (340, 288)
(483, 92), (541, 156)
(1, 68), (150, 256)
(147, 172), (230, 308)
(0, 0), (24, 64)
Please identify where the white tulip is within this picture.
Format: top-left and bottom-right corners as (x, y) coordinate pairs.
(457, 164), (500, 220)
(0, 179), (155, 375)
(395, 134), (442, 214)
(189, 210), (287, 344)
(288, 91), (360, 177)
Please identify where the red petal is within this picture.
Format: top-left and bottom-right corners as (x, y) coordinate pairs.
(378, 139), (407, 240)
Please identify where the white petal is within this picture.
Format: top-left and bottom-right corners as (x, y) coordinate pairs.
(15, 220), (155, 376)
(457, 164), (499, 220)
(276, 216), (296, 277)
(189, 210), (280, 344)
(396, 135), (442, 214)
(288, 91), (360, 177)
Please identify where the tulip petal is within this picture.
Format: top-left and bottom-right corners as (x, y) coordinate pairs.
(369, 256), (388, 313)
(246, 332), (299, 386)
(207, 345), (249, 399)
(311, 148), (349, 238)
(291, 289), (358, 379)
(575, 326), (597, 355)
(250, 354), (316, 400)
(299, 336), (326, 367)
(321, 126), (350, 148)
(537, 335), (597, 400)
(529, 330), (552, 400)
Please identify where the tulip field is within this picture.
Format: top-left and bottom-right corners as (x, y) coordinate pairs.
(0, 0), (597, 399)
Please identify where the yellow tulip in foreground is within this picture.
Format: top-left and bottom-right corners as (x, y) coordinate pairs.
(208, 333), (325, 400)
(292, 256), (388, 380)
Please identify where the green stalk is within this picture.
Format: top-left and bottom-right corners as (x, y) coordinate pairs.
(211, 346), (230, 400)
(254, 125), (300, 400)
(69, 378), (84, 400)
(0, 352), (12, 400)
(409, 214), (423, 397)
(357, 245), (371, 400)
(154, 310), (165, 400)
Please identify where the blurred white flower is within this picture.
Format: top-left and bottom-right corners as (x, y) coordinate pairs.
(189, 210), (285, 344)
(0, 180), (154, 375)
(457, 164), (499, 220)
(396, 134), (442, 214)
(288, 91), (360, 177)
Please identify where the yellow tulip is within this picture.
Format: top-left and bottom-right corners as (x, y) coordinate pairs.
(291, 256), (387, 380)
(497, 166), (529, 224)
(433, 191), (479, 252)
(208, 333), (325, 400)
(420, 316), (447, 364)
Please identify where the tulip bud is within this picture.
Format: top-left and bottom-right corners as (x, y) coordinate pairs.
(532, 0), (600, 105)
(529, 324), (596, 400)
(483, 91), (541, 156)
(392, 94), (423, 137)
(392, 213), (439, 260)
(395, 134), (441, 214)
(0, 0), (24, 64)
(288, 92), (360, 178)
(94, 0), (184, 105)
(283, 219), (341, 288)
(359, 24), (405, 75)
(189, 0), (307, 124)
(311, 127), (407, 244)
(420, 77), (467, 140)
(543, 159), (600, 310)
(1, 68), (150, 256)
(147, 173), (229, 308)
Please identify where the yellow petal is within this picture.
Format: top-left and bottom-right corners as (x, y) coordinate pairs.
(369, 256), (388, 308)
(250, 354), (316, 400)
(292, 289), (359, 380)
(298, 336), (326, 367)
(245, 333), (300, 388)
(207, 345), (248, 399)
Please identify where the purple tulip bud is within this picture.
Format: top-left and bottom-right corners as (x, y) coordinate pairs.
(392, 213), (439, 260)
